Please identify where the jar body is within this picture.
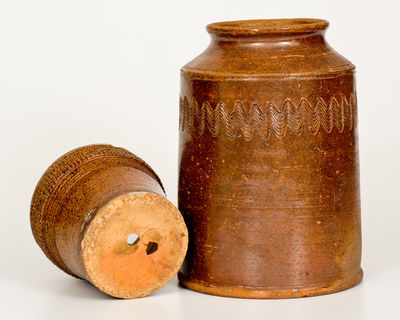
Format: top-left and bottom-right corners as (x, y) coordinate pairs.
(178, 19), (362, 298)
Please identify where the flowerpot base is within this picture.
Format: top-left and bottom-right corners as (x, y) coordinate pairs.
(82, 192), (188, 298)
(178, 268), (363, 299)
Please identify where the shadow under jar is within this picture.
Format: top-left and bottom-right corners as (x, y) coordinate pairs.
(178, 19), (362, 298)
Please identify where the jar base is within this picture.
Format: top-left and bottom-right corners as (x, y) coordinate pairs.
(178, 268), (363, 299)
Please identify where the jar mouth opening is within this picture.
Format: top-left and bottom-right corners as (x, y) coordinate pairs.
(207, 19), (329, 36)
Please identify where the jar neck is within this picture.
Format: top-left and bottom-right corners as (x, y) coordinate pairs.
(206, 19), (329, 50)
(181, 19), (353, 78)
(209, 30), (327, 49)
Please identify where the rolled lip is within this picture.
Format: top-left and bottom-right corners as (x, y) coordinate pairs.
(206, 18), (329, 36)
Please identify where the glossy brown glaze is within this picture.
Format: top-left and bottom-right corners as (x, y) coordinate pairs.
(31, 144), (188, 298)
(178, 19), (362, 298)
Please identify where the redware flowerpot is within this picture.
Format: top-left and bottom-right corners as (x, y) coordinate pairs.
(31, 144), (188, 298)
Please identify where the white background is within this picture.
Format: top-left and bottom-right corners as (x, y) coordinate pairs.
(1, 0), (399, 319)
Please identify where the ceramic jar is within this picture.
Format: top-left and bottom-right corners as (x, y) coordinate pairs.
(31, 144), (188, 298)
(178, 19), (362, 298)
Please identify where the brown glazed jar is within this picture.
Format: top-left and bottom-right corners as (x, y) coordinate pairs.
(31, 144), (188, 298)
(178, 19), (362, 298)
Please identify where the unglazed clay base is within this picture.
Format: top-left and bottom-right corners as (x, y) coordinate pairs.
(82, 192), (188, 298)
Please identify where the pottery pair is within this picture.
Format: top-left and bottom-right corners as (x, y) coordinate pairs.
(31, 19), (362, 299)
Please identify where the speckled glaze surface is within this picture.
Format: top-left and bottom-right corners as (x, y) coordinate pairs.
(31, 144), (188, 298)
(178, 19), (362, 298)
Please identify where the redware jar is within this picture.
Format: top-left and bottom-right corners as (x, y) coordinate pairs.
(178, 19), (362, 298)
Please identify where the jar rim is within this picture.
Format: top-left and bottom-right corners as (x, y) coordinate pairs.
(206, 19), (329, 36)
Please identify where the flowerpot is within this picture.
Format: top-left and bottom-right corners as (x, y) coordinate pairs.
(178, 19), (362, 298)
(31, 144), (188, 298)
